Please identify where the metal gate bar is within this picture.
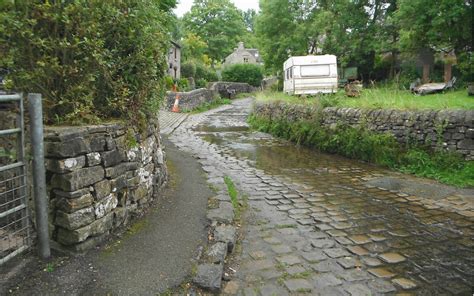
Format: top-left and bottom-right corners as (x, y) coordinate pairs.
(0, 93), (30, 265)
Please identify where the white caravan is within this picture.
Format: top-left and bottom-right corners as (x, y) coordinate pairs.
(283, 55), (338, 95)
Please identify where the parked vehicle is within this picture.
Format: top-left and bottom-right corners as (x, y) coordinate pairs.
(283, 55), (338, 95)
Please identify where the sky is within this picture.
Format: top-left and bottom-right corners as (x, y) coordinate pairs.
(173, 0), (260, 17)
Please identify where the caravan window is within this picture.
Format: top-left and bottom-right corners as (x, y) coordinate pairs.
(300, 64), (330, 77)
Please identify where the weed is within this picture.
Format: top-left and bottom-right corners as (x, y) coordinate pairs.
(275, 262), (286, 271)
(190, 264), (198, 276)
(208, 183), (219, 193)
(44, 263), (54, 272)
(224, 176), (240, 219)
(235, 92), (253, 99)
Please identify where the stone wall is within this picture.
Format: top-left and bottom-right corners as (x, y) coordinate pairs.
(166, 88), (217, 111)
(208, 82), (258, 99)
(44, 122), (167, 251)
(254, 102), (474, 160)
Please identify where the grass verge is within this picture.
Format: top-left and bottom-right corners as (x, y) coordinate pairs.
(184, 97), (232, 113)
(248, 113), (474, 188)
(256, 88), (474, 110)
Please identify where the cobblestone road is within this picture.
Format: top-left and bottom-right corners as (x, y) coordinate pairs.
(167, 99), (473, 295)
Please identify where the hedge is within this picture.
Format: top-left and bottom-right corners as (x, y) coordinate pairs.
(0, 1), (174, 129)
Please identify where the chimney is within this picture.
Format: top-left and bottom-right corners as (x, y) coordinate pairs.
(238, 42), (244, 50)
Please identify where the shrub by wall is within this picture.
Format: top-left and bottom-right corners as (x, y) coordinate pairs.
(0, 1), (174, 128)
(222, 64), (263, 87)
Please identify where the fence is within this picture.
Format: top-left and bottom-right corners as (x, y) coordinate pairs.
(0, 93), (30, 265)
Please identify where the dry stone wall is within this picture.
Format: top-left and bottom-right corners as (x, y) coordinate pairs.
(166, 88), (217, 111)
(44, 122), (167, 251)
(209, 82), (258, 99)
(165, 82), (257, 111)
(254, 102), (474, 160)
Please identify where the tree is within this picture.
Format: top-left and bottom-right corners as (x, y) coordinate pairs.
(256, 0), (401, 80)
(256, 0), (307, 73)
(395, 0), (472, 80)
(181, 32), (209, 64)
(182, 0), (246, 63)
(243, 9), (257, 32)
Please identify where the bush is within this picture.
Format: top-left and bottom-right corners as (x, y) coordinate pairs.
(177, 78), (189, 91)
(0, 1), (173, 128)
(181, 61), (196, 78)
(195, 62), (218, 82)
(164, 76), (175, 90)
(222, 63), (263, 87)
(196, 78), (208, 89)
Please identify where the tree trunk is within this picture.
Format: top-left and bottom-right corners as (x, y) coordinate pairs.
(422, 63), (430, 83)
(444, 61), (452, 82)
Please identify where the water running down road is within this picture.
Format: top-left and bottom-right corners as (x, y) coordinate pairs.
(168, 98), (473, 295)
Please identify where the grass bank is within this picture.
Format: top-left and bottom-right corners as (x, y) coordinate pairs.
(257, 88), (474, 110)
(183, 97), (232, 113)
(248, 113), (474, 188)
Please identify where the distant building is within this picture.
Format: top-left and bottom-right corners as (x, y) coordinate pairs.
(224, 42), (263, 66)
(167, 41), (181, 79)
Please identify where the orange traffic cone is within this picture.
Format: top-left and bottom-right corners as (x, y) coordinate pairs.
(171, 83), (180, 113)
(171, 93), (180, 113)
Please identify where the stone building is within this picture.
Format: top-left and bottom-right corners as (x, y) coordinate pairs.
(167, 41), (181, 79)
(224, 42), (263, 66)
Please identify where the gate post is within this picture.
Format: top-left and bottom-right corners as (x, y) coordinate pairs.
(28, 93), (51, 259)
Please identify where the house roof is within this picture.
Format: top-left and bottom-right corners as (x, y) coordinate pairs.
(246, 49), (263, 63)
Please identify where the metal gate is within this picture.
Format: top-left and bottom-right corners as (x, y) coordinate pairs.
(0, 93), (30, 265)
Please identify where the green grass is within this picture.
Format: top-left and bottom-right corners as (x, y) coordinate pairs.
(224, 176), (241, 219)
(248, 113), (474, 188)
(256, 88), (474, 110)
(235, 92), (254, 99)
(184, 97), (232, 113)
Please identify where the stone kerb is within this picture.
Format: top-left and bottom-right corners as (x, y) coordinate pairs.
(44, 122), (167, 251)
(254, 102), (474, 160)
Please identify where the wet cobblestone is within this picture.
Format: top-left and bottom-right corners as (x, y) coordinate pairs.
(167, 98), (474, 295)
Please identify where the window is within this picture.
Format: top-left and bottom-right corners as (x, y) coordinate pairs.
(300, 65), (330, 77)
(244, 58), (249, 63)
(174, 48), (177, 59)
(169, 63), (173, 69)
(290, 67), (293, 79)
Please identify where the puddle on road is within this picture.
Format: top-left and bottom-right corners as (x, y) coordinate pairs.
(197, 124), (474, 294)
